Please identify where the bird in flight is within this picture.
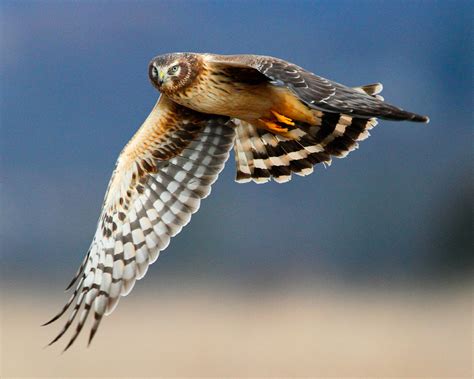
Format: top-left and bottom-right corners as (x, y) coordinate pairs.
(44, 53), (429, 350)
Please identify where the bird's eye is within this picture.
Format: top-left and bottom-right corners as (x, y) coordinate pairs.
(151, 66), (158, 79)
(169, 65), (179, 74)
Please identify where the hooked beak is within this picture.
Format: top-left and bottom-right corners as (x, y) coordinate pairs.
(157, 70), (165, 86)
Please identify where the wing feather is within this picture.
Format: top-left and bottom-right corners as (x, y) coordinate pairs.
(45, 95), (235, 350)
(207, 54), (429, 122)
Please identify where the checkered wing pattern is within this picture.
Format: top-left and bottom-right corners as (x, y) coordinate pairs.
(44, 95), (235, 350)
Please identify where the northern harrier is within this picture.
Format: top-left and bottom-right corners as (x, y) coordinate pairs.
(44, 53), (429, 350)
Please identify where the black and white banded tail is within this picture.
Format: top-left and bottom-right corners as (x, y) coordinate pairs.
(233, 84), (387, 184)
(233, 114), (377, 183)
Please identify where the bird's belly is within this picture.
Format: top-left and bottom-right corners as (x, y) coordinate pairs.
(174, 82), (316, 125)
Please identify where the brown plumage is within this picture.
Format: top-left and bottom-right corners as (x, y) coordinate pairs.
(149, 52), (428, 182)
(45, 52), (429, 350)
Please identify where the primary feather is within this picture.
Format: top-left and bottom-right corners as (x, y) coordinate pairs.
(45, 96), (235, 350)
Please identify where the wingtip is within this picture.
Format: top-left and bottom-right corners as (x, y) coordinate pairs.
(87, 330), (96, 347)
(417, 115), (430, 123)
(47, 333), (62, 347)
(62, 338), (75, 353)
(409, 113), (430, 123)
(64, 272), (82, 291)
(42, 314), (60, 327)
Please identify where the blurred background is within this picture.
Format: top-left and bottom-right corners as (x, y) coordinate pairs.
(1, 1), (472, 377)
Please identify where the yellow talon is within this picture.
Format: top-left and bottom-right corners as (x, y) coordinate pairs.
(259, 119), (289, 134)
(271, 110), (295, 126)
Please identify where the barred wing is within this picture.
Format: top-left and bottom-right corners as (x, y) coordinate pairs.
(44, 95), (235, 350)
(207, 54), (429, 122)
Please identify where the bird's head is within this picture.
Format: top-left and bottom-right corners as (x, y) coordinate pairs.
(148, 53), (200, 95)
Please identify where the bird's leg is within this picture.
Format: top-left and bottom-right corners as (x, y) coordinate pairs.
(271, 110), (295, 126)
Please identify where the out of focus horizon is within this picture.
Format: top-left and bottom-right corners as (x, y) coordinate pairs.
(0, 0), (472, 377)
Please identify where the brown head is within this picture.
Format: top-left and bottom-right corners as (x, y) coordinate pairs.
(148, 53), (202, 96)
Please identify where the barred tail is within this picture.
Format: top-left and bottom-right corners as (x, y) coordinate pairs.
(232, 82), (428, 183)
(233, 113), (377, 184)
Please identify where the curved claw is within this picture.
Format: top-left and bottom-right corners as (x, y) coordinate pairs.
(271, 110), (295, 126)
(258, 119), (289, 134)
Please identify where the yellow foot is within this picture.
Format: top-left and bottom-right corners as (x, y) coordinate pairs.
(258, 119), (289, 134)
(271, 110), (295, 126)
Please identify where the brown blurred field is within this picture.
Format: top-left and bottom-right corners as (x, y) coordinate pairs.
(0, 283), (472, 378)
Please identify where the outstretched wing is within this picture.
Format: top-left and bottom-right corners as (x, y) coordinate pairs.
(206, 54), (429, 122)
(44, 95), (235, 350)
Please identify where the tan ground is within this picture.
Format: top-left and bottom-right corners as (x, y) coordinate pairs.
(1, 284), (472, 378)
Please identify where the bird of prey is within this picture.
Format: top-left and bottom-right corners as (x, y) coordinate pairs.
(44, 52), (429, 350)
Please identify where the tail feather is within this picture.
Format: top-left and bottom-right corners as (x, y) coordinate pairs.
(233, 126), (254, 183)
(233, 81), (427, 183)
(233, 112), (377, 184)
